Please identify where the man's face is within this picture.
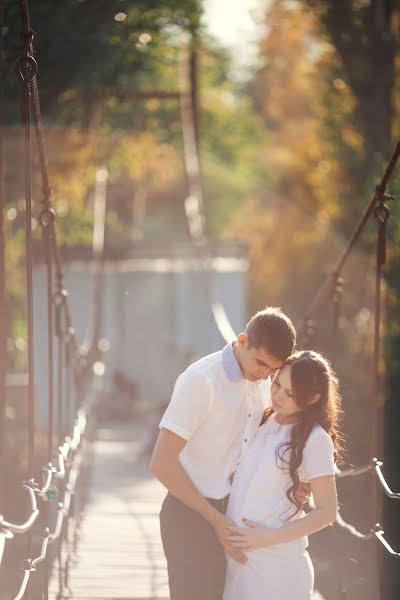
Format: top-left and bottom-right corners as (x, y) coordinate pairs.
(237, 334), (285, 382)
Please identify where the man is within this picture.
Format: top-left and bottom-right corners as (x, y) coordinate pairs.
(150, 307), (308, 600)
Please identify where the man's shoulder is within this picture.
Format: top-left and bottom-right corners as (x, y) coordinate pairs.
(184, 349), (224, 380)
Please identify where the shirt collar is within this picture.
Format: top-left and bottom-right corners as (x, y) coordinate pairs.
(222, 342), (244, 382)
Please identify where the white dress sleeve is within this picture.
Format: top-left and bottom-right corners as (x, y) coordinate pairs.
(159, 369), (213, 441)
(299, 429), (335, 482)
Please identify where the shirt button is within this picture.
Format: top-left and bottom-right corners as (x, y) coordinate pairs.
(244, 438), (248, 443)
(248, 413), (252, 417)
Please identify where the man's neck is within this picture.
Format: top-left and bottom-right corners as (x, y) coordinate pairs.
(232, 341), (243, 374)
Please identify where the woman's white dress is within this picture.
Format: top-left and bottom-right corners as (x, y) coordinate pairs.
(223, 414), (335, 600)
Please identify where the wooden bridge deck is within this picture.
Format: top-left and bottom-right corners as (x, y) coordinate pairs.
(50, 417), (169, 600)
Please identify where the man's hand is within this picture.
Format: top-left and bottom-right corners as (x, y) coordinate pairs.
(294, 482), (311, 506)
(210, 511), (247, 564)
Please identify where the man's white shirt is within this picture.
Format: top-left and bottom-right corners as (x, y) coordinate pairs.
(159, 343), (271, 499)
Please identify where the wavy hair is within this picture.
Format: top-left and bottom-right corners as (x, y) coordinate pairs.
(261, 350), (343, 519)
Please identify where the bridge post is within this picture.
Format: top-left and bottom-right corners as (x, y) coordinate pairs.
(0, 102), (5, 508)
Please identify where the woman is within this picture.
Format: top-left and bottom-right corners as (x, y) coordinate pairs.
(223, 350), (342, 600)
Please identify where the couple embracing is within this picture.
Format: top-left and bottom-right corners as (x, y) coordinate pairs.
(150, 307), (341, 600)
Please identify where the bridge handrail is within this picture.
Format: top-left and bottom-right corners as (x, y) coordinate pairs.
(0, 484), (39, 534)
(373, 459), (400, 500)
(335, 457), (400, 501)
(11, 444), (85, 600)
(334, 514), (400, 559)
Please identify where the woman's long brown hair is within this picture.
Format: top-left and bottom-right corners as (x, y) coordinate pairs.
(261, 350), (344, 519)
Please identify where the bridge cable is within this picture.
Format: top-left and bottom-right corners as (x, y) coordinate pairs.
(15, 4), (38, 587)
(299, 140), (400, 591)
(82, 166), (108, 359)
(179, 43), (237, 345)
(0, 1), (106, 597)
(0, 101), (6, 513)
(300, 139), (400, 343)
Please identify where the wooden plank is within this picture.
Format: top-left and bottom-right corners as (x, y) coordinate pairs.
(49, 418), (169, 599)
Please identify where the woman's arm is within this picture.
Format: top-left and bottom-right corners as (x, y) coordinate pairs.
(227, 475), (337, 551)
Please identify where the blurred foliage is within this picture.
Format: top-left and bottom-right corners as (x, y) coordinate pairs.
(236, 2), (399, 597)
(0, 0), (398, 399)
(303, 0), (398, 176)
(229, 1), (374, 315)
(0, 0), (269, 359)
(0, 0), (201, 111)
(0, 0), (398, 395)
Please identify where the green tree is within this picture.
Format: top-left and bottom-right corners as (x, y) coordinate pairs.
(303, 0), (399, 178)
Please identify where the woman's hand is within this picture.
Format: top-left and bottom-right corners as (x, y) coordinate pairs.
(210, 511), (248, 564)
(227, 519), (278, 551)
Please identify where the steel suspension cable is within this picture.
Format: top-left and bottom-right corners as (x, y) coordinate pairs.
(327, 275), (347, 599)
(370, 194), (392, 592)
(44, 227), (55, 464)
(0, 101), (6, 510)
(58, 314), (74, 598)
(40, 206), (55, 598)
(83, 166), (108, 357)
(371, 197), (390, 461)
(16, 7), (37, 596)
(34, 81), (58, 600)
(65, 333), (73, 444)
(179, 44), (237, 344)
(55, 289), (66, 446)
(29, 30), (81, 363)
(330, 277), (344, 363)
(62, 336), (75, 599)
(301, 139), (400, 338)
(30, 78), (52, 203)
(38, 211), (58, 596)
(17, 0), (36, 484)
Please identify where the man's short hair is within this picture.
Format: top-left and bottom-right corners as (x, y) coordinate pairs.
(245, 307), (296, 361)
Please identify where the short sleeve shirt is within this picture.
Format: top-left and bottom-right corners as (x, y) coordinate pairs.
(298, 428), (336, 483)
(226, 415), (335, 551)
(159, 344), (271, 499)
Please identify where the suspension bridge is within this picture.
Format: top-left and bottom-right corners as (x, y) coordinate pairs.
(1, 1), (400, 599)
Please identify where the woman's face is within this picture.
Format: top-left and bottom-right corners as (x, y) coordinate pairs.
(270, 364), (299, 419)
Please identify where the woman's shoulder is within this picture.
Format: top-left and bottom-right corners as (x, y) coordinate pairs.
(306, 425), (334, 449)
(299, 425), (335, 479)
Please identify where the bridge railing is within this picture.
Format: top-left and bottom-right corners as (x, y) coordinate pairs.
(300, 139), (400, 596)
(0, 2), (107, 598)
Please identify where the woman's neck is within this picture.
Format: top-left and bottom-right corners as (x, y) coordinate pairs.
(274, 412), (301, 425)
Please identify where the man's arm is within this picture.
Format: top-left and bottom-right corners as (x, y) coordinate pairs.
(149, 428), (219, 523)
(149, 428), (246, 563)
